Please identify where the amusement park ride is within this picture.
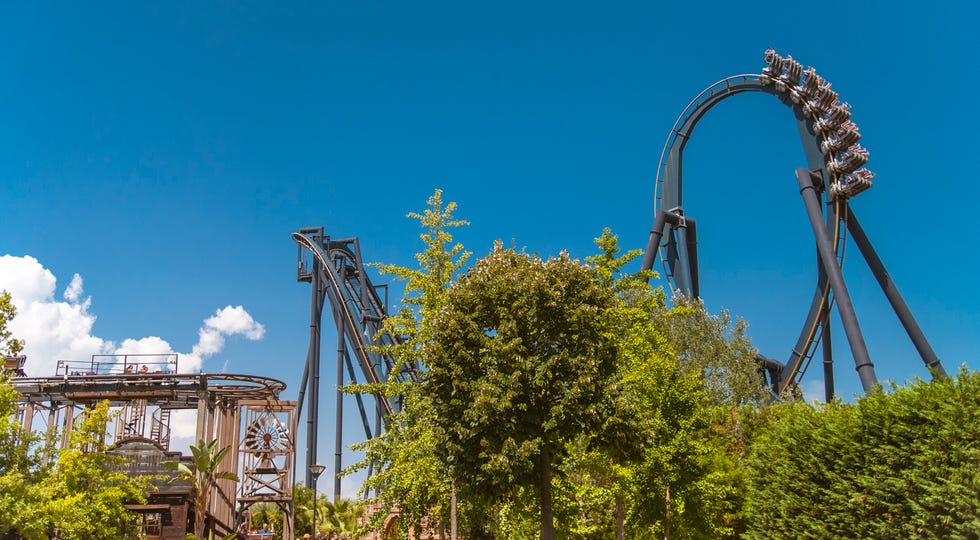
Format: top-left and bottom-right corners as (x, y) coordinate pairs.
(292, 49), (949, 498)
(5, 50), (948, 538)
(636, 48), (946, 397)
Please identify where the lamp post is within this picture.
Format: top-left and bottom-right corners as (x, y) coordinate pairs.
(309, 464), (325, 540)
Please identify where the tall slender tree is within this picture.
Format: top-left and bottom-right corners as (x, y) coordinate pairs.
(344, 189), (471, 539)
(426, 245), (619, 540)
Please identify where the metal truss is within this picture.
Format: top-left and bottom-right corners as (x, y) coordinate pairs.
(293, 227), (417, 499)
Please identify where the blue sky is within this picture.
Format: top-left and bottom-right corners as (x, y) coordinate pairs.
(1, 1), (977, 494)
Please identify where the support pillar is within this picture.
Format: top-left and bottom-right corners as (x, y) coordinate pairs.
(305, 265), (325, 488)
(843, 205), (947, 378)
(796, 168), (877, 391)
(334, 281), (346, 503)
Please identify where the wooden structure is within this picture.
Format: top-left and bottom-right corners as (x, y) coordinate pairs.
(11, 354), (297, 539)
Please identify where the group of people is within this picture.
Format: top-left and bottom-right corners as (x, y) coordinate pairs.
(244, 523), (274, 538)
(243, 524), (333, 539)
(123, 363), (165, 374)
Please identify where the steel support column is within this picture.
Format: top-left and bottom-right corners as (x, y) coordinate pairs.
(821, 311), (834, 401)
(305, 265), (325, 488)
(796, 168), (877, 391)
(843, 205), (947, 378)
(334, 265), (346, 502)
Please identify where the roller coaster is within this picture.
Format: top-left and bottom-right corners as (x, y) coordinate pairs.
(4, 44), (947, 540)
(294, 50), (950, 500)
(292, 228), (417, 498)
(638, 49), (946, 398)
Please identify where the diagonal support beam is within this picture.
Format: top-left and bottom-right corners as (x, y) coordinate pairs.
(796, 168), (877, 391)
(842, 204), (947, 378)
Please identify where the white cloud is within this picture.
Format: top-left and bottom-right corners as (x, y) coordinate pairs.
(205, 305), (265, 340)
(186, 305), (265, 372)
(116, 336), (175, 355)
(0, 254), (264, 376)
(0, 254), (265, 453)
(0, 255), (107, 376)
(192, 305), (265, 359)
(63, 274), (84, 303)
(0, 255), (56, 307)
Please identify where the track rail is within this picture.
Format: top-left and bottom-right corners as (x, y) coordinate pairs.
(12, 372), (286, 408)
(642, 51), (879, 396)
(293, 228), (417, 494)
(292, 232), (414, 418)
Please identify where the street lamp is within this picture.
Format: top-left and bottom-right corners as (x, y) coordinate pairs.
(309, 464), (326, 540)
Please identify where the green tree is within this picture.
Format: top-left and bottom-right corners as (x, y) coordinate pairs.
(249, 500), (285, 538)
(290, 484), (315, 536)
(658, 297), (769, 407)
(744, 369), (980, 539)
(0, 291), (24, 359)
(426, 245), (619, 540)
(585, 230), (755, 539)
(651, 296), (772, 538)
(44, 402), (151, 540)
(0, 375), (48, 539)
(345, 189), (470, 539)
(165, 439), (239, 539)
(0, 300), (47, 539)
(320, 498), (367, 539)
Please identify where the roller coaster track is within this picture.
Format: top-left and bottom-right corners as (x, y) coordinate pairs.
(641, 50), (945, 398)
(293, 227), (418, 495)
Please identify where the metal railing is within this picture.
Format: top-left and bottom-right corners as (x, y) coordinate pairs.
(56, 354), (179, 376)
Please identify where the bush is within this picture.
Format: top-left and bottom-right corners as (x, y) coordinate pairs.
(744, 369), (980, 539)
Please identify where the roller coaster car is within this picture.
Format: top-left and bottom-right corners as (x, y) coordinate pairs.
(2, 355), (27, 377)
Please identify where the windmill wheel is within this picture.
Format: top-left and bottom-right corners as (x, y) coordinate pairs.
(244, 415), (289, 452)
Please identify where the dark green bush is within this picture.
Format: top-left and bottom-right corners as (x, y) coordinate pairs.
(745, 369), (980, 539)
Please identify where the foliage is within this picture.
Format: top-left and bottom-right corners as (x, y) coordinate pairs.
(642, 295), (770, 538)
(426, 245), (619, 539)
(550, 443), (626, 540)
(371, 188), (471, 369)
(249, 500), (285, 537)
(165, 439), (239, 540)
(620, 332), (731, 540)
(44, 402), (151, 540)
(0, 375), (48, 539)
(344, 189), (470, 539)
(0, 291), (24, 359)
(583, 230), (757, 539)
(744, 368), (980, 539)
(285, 484), (373, 539)
(320, 497), (367, 539)
(659, 296), (769, 407)
(290, 484), (314, 535)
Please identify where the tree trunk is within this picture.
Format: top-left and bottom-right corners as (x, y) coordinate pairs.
(615, 495), (625, 540)
(664, 483), (671, 540)
(450, 481), (458, 540)
(538, 448), (555, 540)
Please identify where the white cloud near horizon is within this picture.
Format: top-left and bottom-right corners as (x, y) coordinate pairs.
(0, 254), (265, 452)
(0, 255), (106, 375)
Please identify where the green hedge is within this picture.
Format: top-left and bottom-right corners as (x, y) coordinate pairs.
(744, 369), (980, 539)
